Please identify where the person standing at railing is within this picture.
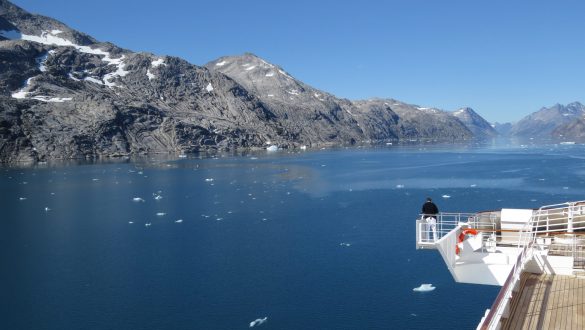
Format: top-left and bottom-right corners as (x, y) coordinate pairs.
(422, 197), (439, 241)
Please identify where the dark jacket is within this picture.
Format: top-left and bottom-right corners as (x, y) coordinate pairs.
(422, 201), (439, 216)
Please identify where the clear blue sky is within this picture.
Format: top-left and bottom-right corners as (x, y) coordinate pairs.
(10, 0), (585, 123)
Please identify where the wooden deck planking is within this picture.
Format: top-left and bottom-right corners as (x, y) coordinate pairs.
(502, 273), (585, 330)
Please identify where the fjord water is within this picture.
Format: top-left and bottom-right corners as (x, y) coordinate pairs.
(2, 145), (584, 330)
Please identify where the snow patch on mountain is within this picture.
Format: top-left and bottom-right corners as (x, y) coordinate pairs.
(206, 83), (214, 92)
(151, 58), (166, 67)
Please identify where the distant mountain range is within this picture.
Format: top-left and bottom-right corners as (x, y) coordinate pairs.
(507, 102), (585, 141)
(0, 0), (581, 163)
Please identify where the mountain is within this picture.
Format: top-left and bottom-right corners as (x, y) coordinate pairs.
(510, 102), (585, 139)
(492, 122), (512, 136)
(452, 107), (498, 138)
(0, 0), (491, 163)
(0, 0), (292, 163)
(206, 54), (474, 143)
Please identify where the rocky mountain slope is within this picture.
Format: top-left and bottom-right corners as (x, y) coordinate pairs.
(0, 0), (494, 163)
(452, 107), (498, 138)
(206, 54), (476, 143)
(510, 102), (585, 140)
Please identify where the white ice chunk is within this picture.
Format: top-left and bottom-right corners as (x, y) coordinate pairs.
(300, 145), (307, 150)
(145, 223), (152, 227)
(205, 178), (214, 182)
(249, 317), (268, 327)
(156, 212), (166, 216)
(396, 184), (404, 188)
(206, 82), (214, 92)
(175, 219), (183, 223)
(442, 194), (451, 199)
(133, 197), (145, 202)
(266, 145), (278, 152)
(413, 284), (435, 292)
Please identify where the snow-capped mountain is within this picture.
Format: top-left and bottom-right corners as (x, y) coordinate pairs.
(510, 102), (585, 139)
(452, 107), (498, 138)
(0, 0), (493, 163)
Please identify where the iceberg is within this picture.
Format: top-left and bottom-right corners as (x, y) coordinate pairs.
(249, 317), (268, 327)
(413, 284), (435, 292)
(266, 145), (278, 152)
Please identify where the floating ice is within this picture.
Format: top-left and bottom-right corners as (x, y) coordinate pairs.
(175, 219), (183, 223)
(413, 284), (435, 292)
(44, 207), (50, 212)
(19, 197), (27, 201)
(145, 223), (152, 227)
(153, 194), (163, 200)
(205, 178), (214, 182)
(442, 195), (451, 199)
(300, 145), (307, 150)
(396, 184), (404, 188)
(133, 197), (145, 202)
(470, 184), (477, 187)
(340, 242), (351, 247)
(156, 212), (166, 216)
(249, 317), (268, 328)
(128, 221), (134, 224)
(266, 145), (278, 152)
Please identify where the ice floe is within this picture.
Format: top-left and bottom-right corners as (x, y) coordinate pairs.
(156, 212), (166, 216)
(339, 242), (351, 247)
(249, 317), (268, 327)
(396, 184), (405, 188)
(442, 194), (451, 199)
(145, 223), (152, 227)
(19, 197), (27, 201)
(132, 197), (145, 202)
(205, 178), (214, 182)
(413, 284), (435, 292)
(175, 219), (183, 223)
(266, 145), (278, 152)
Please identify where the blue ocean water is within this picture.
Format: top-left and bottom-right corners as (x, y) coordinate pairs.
(1, 144), (584, 329)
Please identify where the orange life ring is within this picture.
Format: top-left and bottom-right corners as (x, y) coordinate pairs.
(455, 229), (478, 255)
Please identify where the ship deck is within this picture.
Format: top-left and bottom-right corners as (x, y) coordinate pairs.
(501, 273), (585, 330)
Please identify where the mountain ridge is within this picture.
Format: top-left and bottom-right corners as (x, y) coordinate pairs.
(1, 0), (495, 163)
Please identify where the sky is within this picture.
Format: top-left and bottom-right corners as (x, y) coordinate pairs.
(10, 0), (585, 123)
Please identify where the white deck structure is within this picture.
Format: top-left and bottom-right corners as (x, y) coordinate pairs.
(416, 201), (585, 329)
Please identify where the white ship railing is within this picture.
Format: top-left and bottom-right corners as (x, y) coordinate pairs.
(416, 212), (497, 249)
(477, 200), (585, 330)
